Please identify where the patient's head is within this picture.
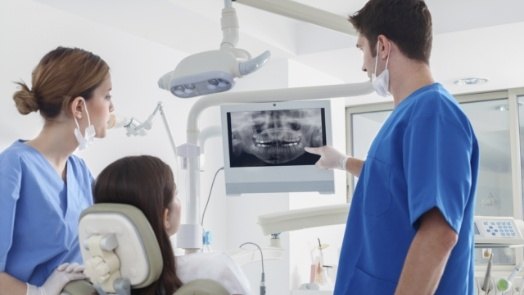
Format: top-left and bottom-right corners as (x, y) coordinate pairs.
(94, 155), (183, 294)
(94, 155), (181, 235)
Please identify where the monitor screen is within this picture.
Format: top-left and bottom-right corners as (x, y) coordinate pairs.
(221, 100), (335, 195)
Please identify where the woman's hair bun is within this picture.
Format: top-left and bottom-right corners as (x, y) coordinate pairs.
(13, 82), (39, 115)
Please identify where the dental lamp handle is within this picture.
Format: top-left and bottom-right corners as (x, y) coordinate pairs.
(239, 50), (271, 76)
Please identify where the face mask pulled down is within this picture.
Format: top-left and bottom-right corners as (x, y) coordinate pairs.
(371, 41), (391, 97)
(74, 101), (96, 150)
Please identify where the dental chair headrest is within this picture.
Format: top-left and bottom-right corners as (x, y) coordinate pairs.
(78, 203), (163, 293)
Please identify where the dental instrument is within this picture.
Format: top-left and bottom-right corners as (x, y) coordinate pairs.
(496, 260), (524, 293)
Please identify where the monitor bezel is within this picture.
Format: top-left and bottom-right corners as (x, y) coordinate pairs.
(220, 99), (335, 195)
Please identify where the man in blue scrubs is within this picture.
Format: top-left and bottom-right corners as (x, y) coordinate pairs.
(305, 0), (479, 294)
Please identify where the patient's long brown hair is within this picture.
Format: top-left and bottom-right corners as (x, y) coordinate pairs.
(94, 155), (183, 295)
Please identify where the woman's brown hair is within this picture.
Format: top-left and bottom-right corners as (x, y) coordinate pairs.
(13, 46), (109, 118)
(93, 155), (183, 295)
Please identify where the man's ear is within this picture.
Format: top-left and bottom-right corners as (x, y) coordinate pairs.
(69, 96), (85, 119)
(376, 34), (391, 59)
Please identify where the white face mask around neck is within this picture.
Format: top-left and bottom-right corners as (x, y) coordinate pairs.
(371, 41), (391, 97)
(73, 100), (96, 150)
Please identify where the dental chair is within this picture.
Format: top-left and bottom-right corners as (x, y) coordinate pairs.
(62, 203), (229, 295)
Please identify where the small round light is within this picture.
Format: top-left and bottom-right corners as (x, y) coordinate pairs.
(495, 105), (508, 112)
(217, 79), (231, 88)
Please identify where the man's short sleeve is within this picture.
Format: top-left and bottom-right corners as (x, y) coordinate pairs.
(403, 106), (475, 233)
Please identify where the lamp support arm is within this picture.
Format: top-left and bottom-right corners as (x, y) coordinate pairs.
(186, 81), (373, 143)
(177, 82), (373, 251)
(158, 103), (178, 163)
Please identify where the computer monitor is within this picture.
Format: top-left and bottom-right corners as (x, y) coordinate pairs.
(220, 100), (335, 195)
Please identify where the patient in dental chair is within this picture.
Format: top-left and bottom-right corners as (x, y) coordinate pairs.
(93, 155), (251, 295)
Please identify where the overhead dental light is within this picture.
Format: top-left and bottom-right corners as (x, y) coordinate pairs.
(158, 0), (270, 98)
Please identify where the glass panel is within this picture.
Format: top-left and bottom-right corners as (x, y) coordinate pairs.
(350, 99), (514, 215)
(349, 97), (516, 265)
(458, 98), (514, 266)
(350, 110), (391, 199)
(351, 110), (391, 159)
(461, 99), (513, 217)
(519, 96), (524, 218)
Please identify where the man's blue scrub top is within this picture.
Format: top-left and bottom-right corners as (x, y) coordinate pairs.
(0, 140), (93, 285)
(334, 83), (479, 294)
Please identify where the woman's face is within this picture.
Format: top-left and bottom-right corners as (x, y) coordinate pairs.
(86, 73), (114, 138)
(165, 192), (182, 236)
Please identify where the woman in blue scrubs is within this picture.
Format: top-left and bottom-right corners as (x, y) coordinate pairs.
(306, 0), (479, 294)
(0, 47), (114, 295)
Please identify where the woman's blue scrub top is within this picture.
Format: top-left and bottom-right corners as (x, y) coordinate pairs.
(0, 140), (93, 285)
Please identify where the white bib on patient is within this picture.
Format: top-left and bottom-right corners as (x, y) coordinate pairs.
(176, 251), (253, 295)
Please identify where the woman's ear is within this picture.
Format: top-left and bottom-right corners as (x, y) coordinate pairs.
(69, 96), (85, 119)
(163, 208), (172, 232)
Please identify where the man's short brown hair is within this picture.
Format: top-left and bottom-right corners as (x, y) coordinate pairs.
(349, 0), (432, 64)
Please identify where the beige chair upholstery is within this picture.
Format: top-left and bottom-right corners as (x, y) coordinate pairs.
(62, 203), (229, 295)
(62, 280), (97, 295)
(174, 279), (230, 295)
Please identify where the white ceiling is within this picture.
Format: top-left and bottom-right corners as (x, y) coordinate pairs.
(295, 0), (524, 33)
(33, 0), (524, 96)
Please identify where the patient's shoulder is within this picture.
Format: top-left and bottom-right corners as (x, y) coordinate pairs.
(176, 251), (236, 277)
(176, 251), (252, 295)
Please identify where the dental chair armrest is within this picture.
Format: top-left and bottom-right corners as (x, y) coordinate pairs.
(62, 279), (97, 295)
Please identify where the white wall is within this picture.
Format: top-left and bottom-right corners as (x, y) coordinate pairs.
(432, 22), (524, 95)
(0, 0), (191, 164)
(287, 60), (347, 291)
(0, 0), (207, 242)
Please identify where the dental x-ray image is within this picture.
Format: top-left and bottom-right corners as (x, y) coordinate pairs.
(227, 108), (326, 167)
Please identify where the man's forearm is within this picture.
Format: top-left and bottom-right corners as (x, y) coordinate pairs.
(395, 208), (458, 295)
(346, 157), (364, 177)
